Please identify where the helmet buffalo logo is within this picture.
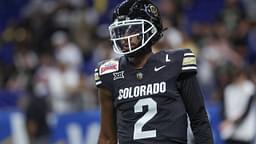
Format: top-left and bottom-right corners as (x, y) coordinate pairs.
(147, 4), (159, 17)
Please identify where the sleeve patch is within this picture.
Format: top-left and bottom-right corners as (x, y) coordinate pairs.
(182, 51), (197, 72)
(182, 57), (196, 66)
(99, 60), (119, 75)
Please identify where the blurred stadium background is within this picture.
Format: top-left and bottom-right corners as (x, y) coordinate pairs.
(0, 0), (255, 144)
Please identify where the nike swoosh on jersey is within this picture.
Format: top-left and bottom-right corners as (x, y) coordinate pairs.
(154, 65), (166, 72)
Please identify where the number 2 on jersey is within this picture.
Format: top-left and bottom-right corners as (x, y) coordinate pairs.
(133, 98), (157, 140)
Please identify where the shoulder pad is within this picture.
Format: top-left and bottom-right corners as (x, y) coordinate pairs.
(99, 59), (119, 76)
(164, 48), (197, 73)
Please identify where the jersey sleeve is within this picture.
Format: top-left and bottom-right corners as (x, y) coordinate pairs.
(177, 74), (213, 143)
(177, 49), (213, 143)
(181, 49), (197, 74)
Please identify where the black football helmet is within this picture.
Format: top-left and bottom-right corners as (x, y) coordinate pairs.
(109, 0), (163, 56)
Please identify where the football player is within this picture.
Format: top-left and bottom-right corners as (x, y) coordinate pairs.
(95, 0), (213, 143)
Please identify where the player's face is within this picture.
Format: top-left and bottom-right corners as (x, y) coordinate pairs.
(120, 29), (142, 52)
(110, 24), (143, 53)
(109, 19), (157, 55)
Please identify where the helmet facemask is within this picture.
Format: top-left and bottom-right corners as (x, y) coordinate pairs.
(109, 19), (157, 55)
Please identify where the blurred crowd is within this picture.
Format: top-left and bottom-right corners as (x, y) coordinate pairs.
(0, 0), (255, 143)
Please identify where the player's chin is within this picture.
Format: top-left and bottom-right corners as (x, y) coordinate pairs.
(122, 46), (129, 52)
(126, 49), (143, 58)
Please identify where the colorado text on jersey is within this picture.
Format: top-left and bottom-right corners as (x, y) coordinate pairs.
(118, 82), (166, 100)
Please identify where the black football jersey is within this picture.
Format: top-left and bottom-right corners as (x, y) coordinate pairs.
(95, 49), (197, 144)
